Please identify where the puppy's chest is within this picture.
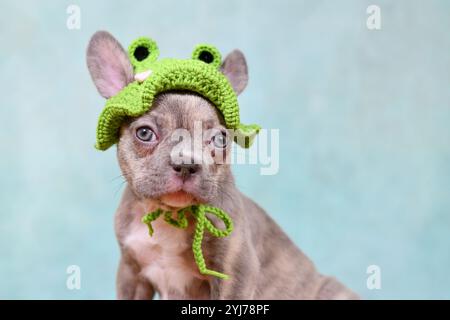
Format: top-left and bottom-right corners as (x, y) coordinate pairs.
(123, 214), (208, 299)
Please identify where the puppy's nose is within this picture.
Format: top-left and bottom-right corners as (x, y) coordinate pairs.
(171, 163), (200, 179)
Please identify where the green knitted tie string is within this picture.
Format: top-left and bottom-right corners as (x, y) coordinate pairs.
(141, 204), (233, 280)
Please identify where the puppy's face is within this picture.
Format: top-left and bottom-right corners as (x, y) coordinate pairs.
(86, 31), (248, 207)
(117, 92), (233, 207)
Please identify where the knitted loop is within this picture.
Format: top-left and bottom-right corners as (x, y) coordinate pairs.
(141, 208), (163, 236)
(194, 205), (233, 238)
(141, 204), (233, 280)
(163, 210), (188, 229)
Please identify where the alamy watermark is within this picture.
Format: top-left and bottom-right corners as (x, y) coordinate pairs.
(66, 5), (81, 30)
(366, 5), (381, 30)
(66, 265), (81, 290)
(366, 265), (381, 290)
(168, 122), (279, 176)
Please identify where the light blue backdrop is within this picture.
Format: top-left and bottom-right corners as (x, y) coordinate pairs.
(0, 0), (449, 299)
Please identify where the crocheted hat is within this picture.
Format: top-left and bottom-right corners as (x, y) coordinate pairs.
(95, 36), (261, 151)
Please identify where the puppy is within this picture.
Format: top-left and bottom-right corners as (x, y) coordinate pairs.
(86, 31), (358, 300)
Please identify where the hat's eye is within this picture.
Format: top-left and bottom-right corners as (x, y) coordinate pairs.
(134, 46), (149, 62)
(128, 37), (159, 67)
(192, 44), (221, 68)
(198, 50), (214, 64)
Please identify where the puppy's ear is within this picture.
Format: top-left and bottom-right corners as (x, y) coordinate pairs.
(86, 31), (134, 98)
(220, 50), (248, 95)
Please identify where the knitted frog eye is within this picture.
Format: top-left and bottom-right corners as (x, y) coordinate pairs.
(128, 37), (159, 80)
(192, 44), (222, 69)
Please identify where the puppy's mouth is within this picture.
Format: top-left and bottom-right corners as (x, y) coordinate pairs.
(159, 190), (197, 209)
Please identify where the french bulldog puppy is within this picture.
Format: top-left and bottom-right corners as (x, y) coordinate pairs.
(86, 31), (358, 300)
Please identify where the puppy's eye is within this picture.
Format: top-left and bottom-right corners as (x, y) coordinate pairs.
(212, 131), (228, 148)
(136, 126), (156, 142)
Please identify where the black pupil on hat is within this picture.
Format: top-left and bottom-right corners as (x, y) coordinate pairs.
(134, 46), (149, 61)
(198, 50), (214, 64)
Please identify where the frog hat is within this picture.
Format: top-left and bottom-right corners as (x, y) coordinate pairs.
(89, 32), (260, 151)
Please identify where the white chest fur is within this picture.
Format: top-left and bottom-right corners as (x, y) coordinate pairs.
(122, 202), (209, 299)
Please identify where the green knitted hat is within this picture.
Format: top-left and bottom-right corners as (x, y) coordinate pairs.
(95, 36), (261, 151)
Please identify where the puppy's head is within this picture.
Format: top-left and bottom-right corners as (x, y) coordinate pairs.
(87, 31), (248, 208)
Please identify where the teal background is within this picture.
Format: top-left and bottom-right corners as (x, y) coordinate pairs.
(1, 0), (449, 299)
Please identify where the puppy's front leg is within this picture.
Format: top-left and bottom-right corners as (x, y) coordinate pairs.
(116, 253), (155, 300)
(209, 242), (259, 299)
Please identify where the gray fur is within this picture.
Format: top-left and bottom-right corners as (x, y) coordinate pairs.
(220, 50), (248, 95)
(86, 31), (134, 98)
